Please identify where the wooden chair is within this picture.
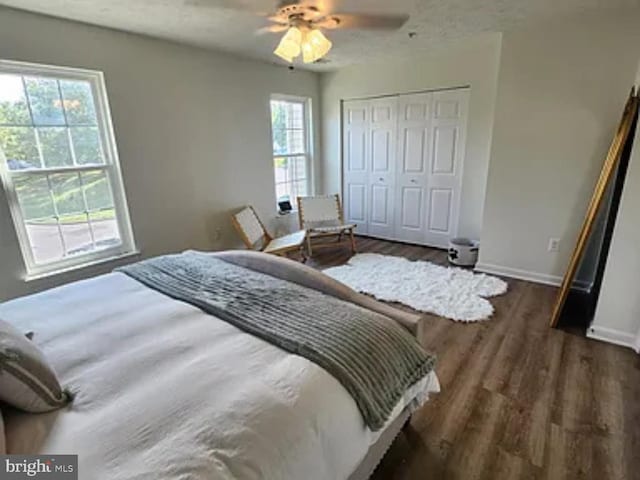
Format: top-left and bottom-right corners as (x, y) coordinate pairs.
(231, 206), (307, 261)
(297, 194), (357, 256)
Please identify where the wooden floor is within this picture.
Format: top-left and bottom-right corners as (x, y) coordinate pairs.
(308, 237), (640, 480)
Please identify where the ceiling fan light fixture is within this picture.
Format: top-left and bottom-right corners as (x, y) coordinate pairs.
(274, 26), (302, 62)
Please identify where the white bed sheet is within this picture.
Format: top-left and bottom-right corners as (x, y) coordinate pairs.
(0, 272), (439, 480)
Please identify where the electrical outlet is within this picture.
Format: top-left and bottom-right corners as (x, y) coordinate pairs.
(548, 237), (560, 252)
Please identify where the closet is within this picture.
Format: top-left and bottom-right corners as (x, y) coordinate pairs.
(342, 88), (469, 248)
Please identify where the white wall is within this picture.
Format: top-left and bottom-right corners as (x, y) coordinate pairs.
(0, 7), (320, 301)
(477, 12), (640, 285)
(589, 62), (640, 352)
(320, 33), (502, 240)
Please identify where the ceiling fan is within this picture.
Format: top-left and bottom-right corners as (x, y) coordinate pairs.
(189, 0), (410, 64)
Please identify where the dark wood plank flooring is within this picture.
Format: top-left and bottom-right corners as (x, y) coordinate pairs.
(308, 237), (640, 480)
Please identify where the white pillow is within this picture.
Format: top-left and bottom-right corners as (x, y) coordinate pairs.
(0, 319), (70, 413)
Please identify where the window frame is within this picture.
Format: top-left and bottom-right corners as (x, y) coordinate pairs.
(269, 94), (314, 209)
(0, 59), (137, 280)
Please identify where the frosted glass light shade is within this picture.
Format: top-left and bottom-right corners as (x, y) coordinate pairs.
(301, 29), (332, 63)
(301, 41), (315, 64)
(274, 27), (303, 62)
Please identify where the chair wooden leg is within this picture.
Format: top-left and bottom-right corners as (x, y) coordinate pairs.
(306, 234), (313, 257)
(349, 229), (357, 253)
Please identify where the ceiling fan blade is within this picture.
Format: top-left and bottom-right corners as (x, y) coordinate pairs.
(266, 13), (288, 23)
(255, 24), (289, 35)
(318, 13), (409, 30)
(313, 0), (336, 14)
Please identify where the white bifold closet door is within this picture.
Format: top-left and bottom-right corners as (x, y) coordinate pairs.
(343, 88), (468, 248)
(395, 93), (431, 244)
(367, 98), (397, 238)
(343, 97), (398, 240)
(343, 100), (370, 234)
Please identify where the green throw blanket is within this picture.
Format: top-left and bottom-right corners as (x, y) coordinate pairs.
(118, 251), (436, 431)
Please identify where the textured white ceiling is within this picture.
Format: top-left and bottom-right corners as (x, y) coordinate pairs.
(1, 0), (639, 71)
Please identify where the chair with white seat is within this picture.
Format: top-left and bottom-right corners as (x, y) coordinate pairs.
(297, 194), (357, 256)
(231, 206), (307, 261)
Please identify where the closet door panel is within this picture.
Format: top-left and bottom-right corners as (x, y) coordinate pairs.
(371, 129), (392, 172)
(370, 184), (391, 224)
(346, 129), (367, 172)
(367, 98), (397, 239)
(424, 90), (469, 247)
(432, 126), (458, 174)
(395, 93), (432, 244)
(428, 188), (453, 232)
(347, 183), (367, 224)
(400, 186), (424, 230)
(402, 127), (427, 173)
(343, 100), (370, 233)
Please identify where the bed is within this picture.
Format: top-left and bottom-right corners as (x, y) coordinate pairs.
(0, 250), (439, 480)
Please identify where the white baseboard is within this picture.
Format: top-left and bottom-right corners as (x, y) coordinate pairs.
(587, 325), (638, 351)
(474, 262), (592, 292)
(474, 263), (562, 286)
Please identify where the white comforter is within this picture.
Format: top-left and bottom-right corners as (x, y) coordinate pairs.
(1, 272), (439, 480)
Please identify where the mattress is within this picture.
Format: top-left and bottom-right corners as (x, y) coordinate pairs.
(0, 270), (439, 480)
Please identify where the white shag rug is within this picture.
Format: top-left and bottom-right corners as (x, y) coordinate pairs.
(323, 253), (508, 322)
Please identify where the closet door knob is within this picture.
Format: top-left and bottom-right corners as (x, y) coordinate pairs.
(379, 177), (384, 182)
(410, 179), (417, 183)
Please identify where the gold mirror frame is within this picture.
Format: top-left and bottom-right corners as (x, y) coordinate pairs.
(550, 89), (639, 328)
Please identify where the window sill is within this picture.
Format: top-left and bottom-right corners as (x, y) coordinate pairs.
(24, 249), (141, 282)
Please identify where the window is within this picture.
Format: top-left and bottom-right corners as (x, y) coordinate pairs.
(0, 60), (136, 279)
(270, 95), (312, 207)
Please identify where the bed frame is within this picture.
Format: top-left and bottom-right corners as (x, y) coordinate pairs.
(348, 408), (412, 480)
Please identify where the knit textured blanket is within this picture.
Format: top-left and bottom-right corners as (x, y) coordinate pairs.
(118, 251), (436, 431)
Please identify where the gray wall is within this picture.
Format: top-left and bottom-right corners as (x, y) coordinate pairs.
(477, 11), (640, 284)
(319, 33), (502, 240)
(590, 62), (640, 351)
(0, 7), (321, 301)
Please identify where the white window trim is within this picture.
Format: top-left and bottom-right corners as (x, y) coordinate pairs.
(270, 93), (314, 211)
(0, 59), (137, 281)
